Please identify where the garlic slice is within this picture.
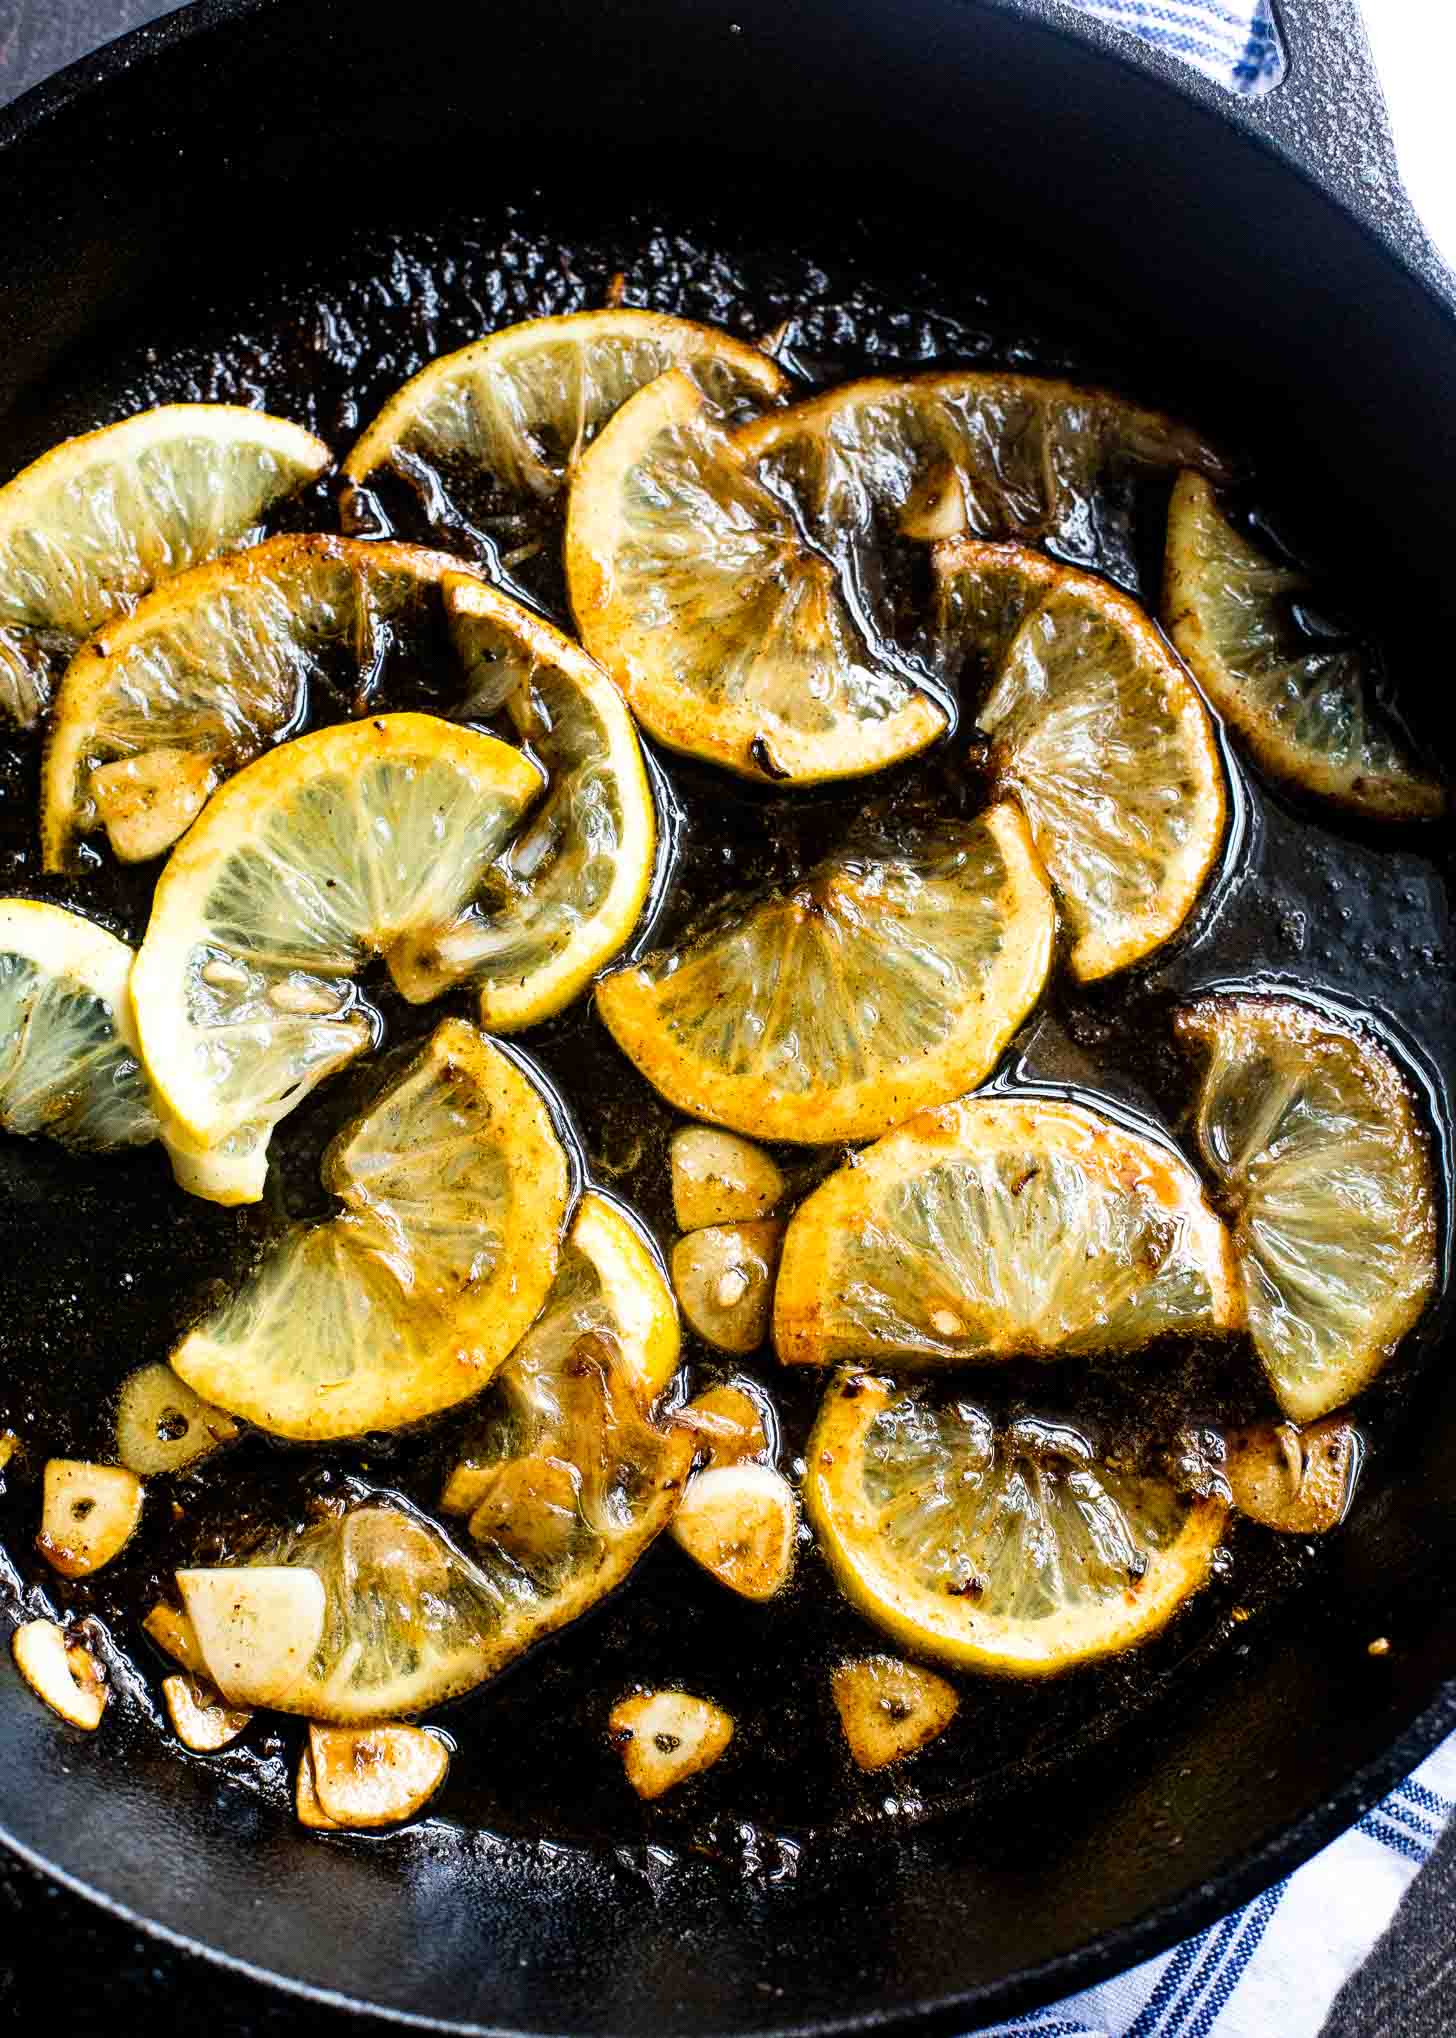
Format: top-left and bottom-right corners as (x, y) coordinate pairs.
(670, 1220), (783, 1353)
(609, 1689), (734, 1799)
(12, 1620), (107, 1730)
(831, 1654), (958, 1771)
(116, 1363), (241, 1477)
(1224, 1417), (1363, 1534)
(674, 1383), (770, 1468)
(162, 1672), (252, 1752)
(670, 1127), (785, 1230)
(307, 1722), (450, 1827)
(295, 1748), (340, 1830)
(670, 1461), (797, 1601)
(176, 1566), (326, 1709)
(143, 1600), (209, 1675)
(36, 1460), (143, 1578)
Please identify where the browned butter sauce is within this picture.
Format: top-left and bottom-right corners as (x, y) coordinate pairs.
(0, 199), (1449, 1866)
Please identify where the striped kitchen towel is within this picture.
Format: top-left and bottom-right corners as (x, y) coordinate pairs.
(971, 1733), (1456, 2037)
(1075, 0), (1284, 93)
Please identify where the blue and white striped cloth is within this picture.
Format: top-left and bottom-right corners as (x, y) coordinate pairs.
(975, 15), (1453, 2031)
(1076, 0), (1284, 94)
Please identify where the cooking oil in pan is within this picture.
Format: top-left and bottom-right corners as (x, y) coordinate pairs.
(0, 199), (1449, 1864)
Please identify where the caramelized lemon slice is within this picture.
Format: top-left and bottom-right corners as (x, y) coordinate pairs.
(43, 535), (473, 870)
(0, 405), (329, 728)
(1164, 473), (1443, 820)
(597, 803), (1055, 1143)
(0, 898), (157, 1149)
(774, 1092), (1239, 1366)
(566, 369), (947, 783)
(171, 1019), (569, 1440)
(343, 308), (785, 533)
(436, 575), (656, 1028)
(736, 370), (1225, 574)
(806, 1373), (1227, 1675)
(1177, 994), (1438, 1421)
(132, 713), (541, 1159)
(937, 538), (1226, 980)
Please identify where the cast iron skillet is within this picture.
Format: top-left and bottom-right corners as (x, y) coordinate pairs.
(0, 0), (1455, 2030)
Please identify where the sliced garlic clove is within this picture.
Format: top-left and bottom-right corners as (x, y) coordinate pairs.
(162, 1672), (252, 1752)
(91, 747), (216, 863)
(670, 1461), (797, 1601)
(12, 1619), (107, 1730)
(674, 1383), (770, 1468)
(670, 1126), (786, 1230)
(466, 1454), (579, 1568)
(307, 1722), (450, 1828)
(116, 1363), (241, 1477)
(439, 1462), (495, 1517)
(1224, 1416), (1363, 1534)
(142, 1600), (210, 1675)
(831, 1654), (959, 1772)
(670, 1220), (783, 1354)
(609, 1689), (734, 1800)
(36, 1460), (143, 1578)
(177, 1565), (326, 1709)
(295, 1747), (340, 1830)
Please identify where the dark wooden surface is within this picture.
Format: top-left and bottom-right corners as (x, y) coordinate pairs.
(0, 3), (1453, 2034)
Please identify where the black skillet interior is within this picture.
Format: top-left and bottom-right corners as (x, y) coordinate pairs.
(1, 0), (1455, 2030)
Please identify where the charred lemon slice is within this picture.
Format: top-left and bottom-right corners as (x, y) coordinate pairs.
(42, 535), (473, 870)
(0, 899), (157, 1150)
(735, 370), (1225, 577)
(171, 1019), (569, 1440)
(936, 539), (1226, 980)
(597, 804), (1055, 1143)
(435, 575), (656, 1028)
(774, 1092), (1239, 1367)
(806, 1373), (1227, 1676)
(0, 406), (329, 728)
(343, 308), (785, 542)
(566, 369), (947, 783)
(1164, 473), (1443, 820)
(1177, 994), (1438, 1421)
(131, 714), (541, 1160)
(442, 1188), (686, 1530)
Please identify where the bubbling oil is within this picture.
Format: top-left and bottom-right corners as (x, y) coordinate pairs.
(0, 198), (1449, 1865)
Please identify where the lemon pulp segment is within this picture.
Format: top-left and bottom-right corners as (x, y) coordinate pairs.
(936, 538), (1226, 980)
(774, 1092), (1241, 1366)
(131, 713), (542, 1156)
(43, 535), (476, 870)
(1164, 472), (1443, 820)
(171, 1019), (569, 1440)
(806, 1373), (1227, 1675)
(597, 803), (1055, 1143)
(431, 574), (656, 1027)
(1178, 994), (1438, 1421)
(566, 369), (947, 783)
(0, 405), (329, 728)
(344, 308), (786, 542)
(0, 899), (157, 1149)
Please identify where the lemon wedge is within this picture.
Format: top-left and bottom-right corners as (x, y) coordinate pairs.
(598, 803), (1054, 1143)
(566, 369), (947, 783)
(131, 712), (541, 1159)
(343, 308), (785, 541)
(0, 405), (329, 728)
(170, 1018), (569, 1440)
(0, 898), (157, 1149)
(774, 1092), (1240, 1367)
(434, 574), (656, 1028)
(42, 534), (472, 870)
(1177, 993), (1438, 1421)
(1164, 473), (1444, 820)
(442, 1188), (681, 1519)
(936, 538), (1226, 980)
(807, 1373), (1227, 1675)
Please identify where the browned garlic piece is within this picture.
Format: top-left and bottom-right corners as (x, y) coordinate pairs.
(116, 1363), (241, 1477)
(143, 1600), (209, 1675)
(670, 1461), (797, 1601)
(674, 1383), (770, 1468)
(36, 1460), (143, 1578)
(306, 1723), (450, 1828)
(162, 1673), (252, 1752)
(12, 1620), (108, 1730)
(671, 1220), (783, 1353)
(90, 749), (216, 863)
(608, 1689), (734, 1799)
(1223, 1416), (1363, 1535)
(831, 1654), (959, 1772)
(670, 1126), (785, 1230)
